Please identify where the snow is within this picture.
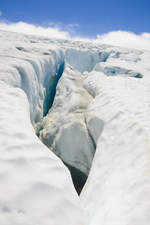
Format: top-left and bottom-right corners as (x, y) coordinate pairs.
(81, 58), (150, 224)
(1, 29), (150, 225)
(0, 30), (87, 225)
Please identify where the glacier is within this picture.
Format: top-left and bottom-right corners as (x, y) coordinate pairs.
(0, 29), (150, 225)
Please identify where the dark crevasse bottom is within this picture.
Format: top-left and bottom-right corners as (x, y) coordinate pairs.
(63, 161), (88, 195)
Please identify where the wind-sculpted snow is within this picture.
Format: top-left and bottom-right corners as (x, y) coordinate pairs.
(0, 29), (150, 225)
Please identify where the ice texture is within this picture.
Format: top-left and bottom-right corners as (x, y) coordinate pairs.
(0, 29), (150, 225)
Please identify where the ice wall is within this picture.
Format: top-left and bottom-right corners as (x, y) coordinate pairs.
(65, 48), (109, 72)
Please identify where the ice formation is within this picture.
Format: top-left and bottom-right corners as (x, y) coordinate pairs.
(0, 29), (150, 225)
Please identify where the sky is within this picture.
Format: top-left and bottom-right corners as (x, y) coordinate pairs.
(0, 0), (150, 50)
(0, 0), (150, 37)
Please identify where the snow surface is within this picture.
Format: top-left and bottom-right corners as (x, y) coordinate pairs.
(0, 29), (150, 225)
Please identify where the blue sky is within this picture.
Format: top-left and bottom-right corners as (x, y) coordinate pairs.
(0, 0), (150, 37)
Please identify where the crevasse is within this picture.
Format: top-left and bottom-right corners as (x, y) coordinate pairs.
(35, 48), (106, 194)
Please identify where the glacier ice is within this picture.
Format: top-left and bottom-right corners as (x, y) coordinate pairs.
(94, 61), (143, 78)
(0, 29), (150, 225)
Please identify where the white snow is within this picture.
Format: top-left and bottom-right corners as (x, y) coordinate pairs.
(1, 29), (150, 225)
(81, 54), (150, 225)
(0, 30), (87, 225)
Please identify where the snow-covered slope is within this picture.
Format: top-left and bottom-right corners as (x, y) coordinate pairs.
(0, 29), (150, 225)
